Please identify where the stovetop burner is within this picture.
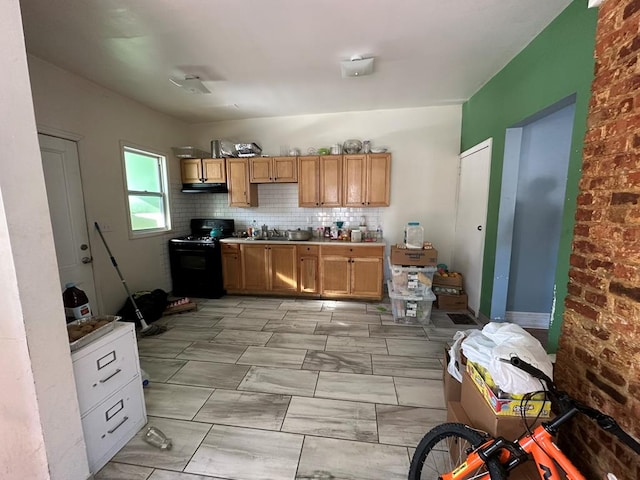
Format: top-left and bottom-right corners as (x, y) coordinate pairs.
(169, 218), (235, 245)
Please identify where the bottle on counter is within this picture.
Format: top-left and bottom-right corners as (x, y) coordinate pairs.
(63, 282), (92, 322)
(376, 225), (383, 242)
(251, 220), (259, 238)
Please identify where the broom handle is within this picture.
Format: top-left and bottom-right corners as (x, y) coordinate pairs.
(94, 222), (148, 327)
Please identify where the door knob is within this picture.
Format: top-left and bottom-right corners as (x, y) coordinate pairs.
(477, 226), (482, 231)
(81, 256), (93, 264)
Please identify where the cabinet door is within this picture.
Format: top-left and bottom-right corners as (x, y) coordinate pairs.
(273, 157), (298, 183)
(202, 158), (226, 183)
(269, 245), (298, 293)
(299, 255), (319, 294)
(320, 255), (350, 295)
(366, 153), (391, 206)
(350, 257), (384, 298)
(298, 156), (320, 207)
(181, 159), (202, 183)
(249, 157), (272, 183)
(227, 159), (258, 207)
(241, 244), (268, 290)
(222, 253), (242, 291)
(320, 155), (343, 207)
(343, 155), (367, 207)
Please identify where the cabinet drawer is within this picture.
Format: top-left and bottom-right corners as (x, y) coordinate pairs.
(82, 376), (147, 473)
(222, 243), (240, 253)
(298, 245), (319, 256)
(72, 326), (139, 414)
(320, 245), (384, 258)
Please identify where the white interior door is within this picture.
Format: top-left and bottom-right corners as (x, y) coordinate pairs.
(39, 134), (98, 311)
(452, 139), (492, 316)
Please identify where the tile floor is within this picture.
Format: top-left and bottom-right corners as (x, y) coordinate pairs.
(95, 296), (481, 480)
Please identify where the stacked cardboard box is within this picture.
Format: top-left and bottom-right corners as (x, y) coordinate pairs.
(433, 271), (467, 310)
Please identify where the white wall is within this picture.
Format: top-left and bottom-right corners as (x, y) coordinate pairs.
(28, 56), (191, 313)
(1, 0), (89, 477)
(190, 106), (462, 263)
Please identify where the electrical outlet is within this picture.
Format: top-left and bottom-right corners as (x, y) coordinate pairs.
(99, 222), (112, 232)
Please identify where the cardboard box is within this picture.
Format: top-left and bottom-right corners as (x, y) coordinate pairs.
(446, 401), (473, 466)
(466, 362), (551, 417)
(436, 293), (468, 310)
(433, 273), (464, 289)
(451, 393), (541, 480)
(461, 370), (549, 438)
(390, 245), (438, 266)
(443, 348), (461, 403)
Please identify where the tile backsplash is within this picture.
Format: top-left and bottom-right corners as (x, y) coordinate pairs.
(181, 183), (383, 235)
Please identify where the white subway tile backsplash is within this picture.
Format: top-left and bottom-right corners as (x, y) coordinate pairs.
(171, 182), (382, 235)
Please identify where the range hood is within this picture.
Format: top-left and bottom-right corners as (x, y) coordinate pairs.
(181, 182), (229, 194)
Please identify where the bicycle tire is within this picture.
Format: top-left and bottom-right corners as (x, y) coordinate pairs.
(408, 422), (506, 480)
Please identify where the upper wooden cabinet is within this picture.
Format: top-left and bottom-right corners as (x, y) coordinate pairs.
(250, 156), (297, 183)
(181, 158), (226, 184)
(227, 158), (258, 207)
(298, 155), (342, 207)
(343, 153), (391, 207)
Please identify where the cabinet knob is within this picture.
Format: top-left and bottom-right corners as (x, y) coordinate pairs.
(203, 178), (208, 182)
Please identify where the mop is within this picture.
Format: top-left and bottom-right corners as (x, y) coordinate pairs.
(94, 222), (167, 337)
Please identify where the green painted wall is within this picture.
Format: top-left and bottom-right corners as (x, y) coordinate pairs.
(460, 0), (597, 352)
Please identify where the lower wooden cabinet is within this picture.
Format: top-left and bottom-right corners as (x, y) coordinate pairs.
(221, 243), (242, 291)
(319, 245), (384, 299)
(240, 243), (298, 294)
(220, 241), (383, 300)
(298, 245), (319, 294)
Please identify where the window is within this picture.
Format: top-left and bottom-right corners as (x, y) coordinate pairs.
(122, 145), (170, 234)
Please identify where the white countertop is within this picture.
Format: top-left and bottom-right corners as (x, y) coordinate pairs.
(220, 237), (386, 247)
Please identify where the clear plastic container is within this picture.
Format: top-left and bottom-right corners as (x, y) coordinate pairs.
(387, 281), (436, 325)
(404, 222), (424, 249)
(388, 257), (436, 295)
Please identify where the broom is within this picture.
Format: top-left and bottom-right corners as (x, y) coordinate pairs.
(94, 222), (167, 337)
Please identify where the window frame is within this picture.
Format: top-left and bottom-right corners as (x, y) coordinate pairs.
(121, 142), (171, 238)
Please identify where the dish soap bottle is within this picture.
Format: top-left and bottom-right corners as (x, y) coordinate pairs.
(251, 220), (259, 238)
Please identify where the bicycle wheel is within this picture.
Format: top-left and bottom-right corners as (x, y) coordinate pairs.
(408, 423), (506, 480)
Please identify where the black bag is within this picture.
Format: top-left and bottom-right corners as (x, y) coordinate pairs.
(117, 289), (168, 326)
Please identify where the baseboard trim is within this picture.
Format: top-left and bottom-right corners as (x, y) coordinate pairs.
(505, 311), (550, 329)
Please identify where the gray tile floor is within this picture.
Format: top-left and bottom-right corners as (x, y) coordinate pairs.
(96, 296), (480, 480)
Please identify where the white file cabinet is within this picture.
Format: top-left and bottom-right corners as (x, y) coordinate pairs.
(71, 322), (147, 473)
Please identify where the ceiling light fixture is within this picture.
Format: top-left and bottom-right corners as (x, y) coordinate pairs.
(341, 55), (374, 78)
(169, 75), (211, 94)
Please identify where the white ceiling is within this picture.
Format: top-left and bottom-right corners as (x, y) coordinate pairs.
(19, 0), (572, 124)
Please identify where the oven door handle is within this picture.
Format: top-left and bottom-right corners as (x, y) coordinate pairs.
(171, 247), (215, 253)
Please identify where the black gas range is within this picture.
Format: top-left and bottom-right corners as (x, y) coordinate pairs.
(169, 218), (235, 298)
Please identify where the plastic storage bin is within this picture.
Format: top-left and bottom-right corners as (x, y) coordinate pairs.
(387, 281), (436, 325)
(388, 257), (436, 295)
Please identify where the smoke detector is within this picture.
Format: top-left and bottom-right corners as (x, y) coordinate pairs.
(169, 75), (211, 94)
(341, 55), (375, 78)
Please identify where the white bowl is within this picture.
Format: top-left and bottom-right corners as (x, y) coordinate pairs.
(371, 147), (388, 153)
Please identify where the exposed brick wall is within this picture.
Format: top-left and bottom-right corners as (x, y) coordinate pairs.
(555, 1), (640, 479)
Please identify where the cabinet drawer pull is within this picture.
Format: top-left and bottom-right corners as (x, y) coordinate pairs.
(107, 415), (129, 434)
(99, 368), (122, 384)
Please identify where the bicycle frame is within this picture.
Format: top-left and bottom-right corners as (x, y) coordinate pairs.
(439, 424), (586, 480)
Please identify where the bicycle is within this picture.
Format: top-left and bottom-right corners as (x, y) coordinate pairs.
(408, 356), (640, 479)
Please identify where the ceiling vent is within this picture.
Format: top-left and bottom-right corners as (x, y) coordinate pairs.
(169, 75), (211, 94)
(341, 55), (374, 78)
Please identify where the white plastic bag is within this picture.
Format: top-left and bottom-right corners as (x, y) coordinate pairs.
(461, 322), (553, 394)
(447, 329), (483, 382)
